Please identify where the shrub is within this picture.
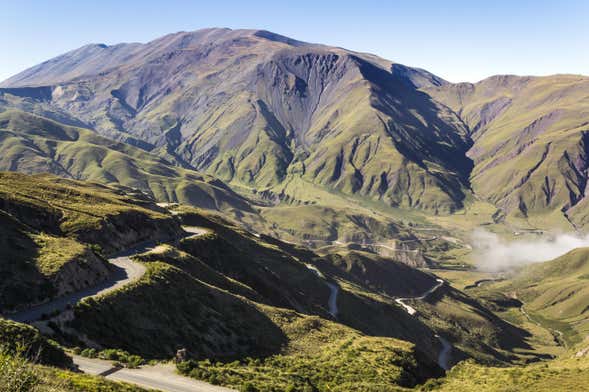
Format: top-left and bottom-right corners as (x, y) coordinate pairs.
(80, 348), (97, 358)
(240, 382), (258, 392)
(209, 374), (220, 385)
(285, 384), (297, 392)
(125, 355), (144, 369)
(0, 347), (38, 392)
(99, 348), (122, 361)
(0, 319), (71, 367)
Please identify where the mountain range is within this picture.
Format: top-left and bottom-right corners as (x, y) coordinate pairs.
(2, 27), (589, 392)
(2, 28), (589, 232)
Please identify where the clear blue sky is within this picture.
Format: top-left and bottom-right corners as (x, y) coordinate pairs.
(1, 0), (587, 83)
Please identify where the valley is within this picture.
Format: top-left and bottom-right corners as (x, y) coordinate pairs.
(1, 25), (589, 392)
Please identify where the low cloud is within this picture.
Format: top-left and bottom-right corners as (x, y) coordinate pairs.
(471, 229), (589, 272)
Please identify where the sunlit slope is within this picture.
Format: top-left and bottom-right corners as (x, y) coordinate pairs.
(0, 171), (181, 309)
(503, 247), (589, 346)
(68, 207), (444, 390)
(427, 75), (589, 228)
(0, 109), (252, 213)
(1, 28), (473, 213)
(425, 356), (589, 392)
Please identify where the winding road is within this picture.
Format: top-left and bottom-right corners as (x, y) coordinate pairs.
(519, 302), (567, 349)
(394, 278), (453, 370)
(395, 278), (445, 316)
(8, 226), (208, 323)
(7, 226), (230, 392)
(305, 264), (339, 318)
(303, 263), (452, 369)
(73, 355), (234, 392)
(303, 238), (435, 254)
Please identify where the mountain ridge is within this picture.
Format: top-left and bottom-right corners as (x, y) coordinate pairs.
(3, 27), (589, 228)
(0, 27), (473, 214)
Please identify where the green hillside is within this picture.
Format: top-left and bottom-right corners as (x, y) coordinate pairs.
(424, 356), (589, 392)
(426, 74), (589, 229)
(0, 108), (253, 215)
(2, 27), (589, 392)
(499, 247), (589, 347)
(0, 171), (181, 310)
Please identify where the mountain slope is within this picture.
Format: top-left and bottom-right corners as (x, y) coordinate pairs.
(1, 28), (473, 213)
(0, 171), (181, 310)
(501, 247), (589, 346)
(0, 107), (253, 215)
(426, 74), (589, 228)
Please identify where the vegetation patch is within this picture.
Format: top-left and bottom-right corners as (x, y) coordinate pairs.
(0, 319), (71, 368)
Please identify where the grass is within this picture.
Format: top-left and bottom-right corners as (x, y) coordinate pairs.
(33, 234), (87, 276)
(0, 109), (252, 215)
(495, 247), (589, 347)
(405, 284), (539, 365)
(179, 335), (422, 391)
(424, 357), (589, 391)
(426, 74), (589, 230)
(0, 170), (169, 237)
(71, 261), (289, 359)
(75, 348), (145, 369)
(0, 210), (54, 309)
(177, 303), (438, 391)
(0, 318), (71, 368)
(0, 170), (182, 309)
(62, 209), (447, 390)
(0, 346), (147, 391)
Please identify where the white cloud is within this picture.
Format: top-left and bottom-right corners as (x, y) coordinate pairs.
(471, 229), (589, 272)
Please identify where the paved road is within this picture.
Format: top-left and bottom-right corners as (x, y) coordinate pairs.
(6, 226), (231, 391)
(8, 250), (147, 323)
(73, 355), (235, 392)
(8, 227), (207, 323)
(395, 278), (445, 316)
(305, 239), (423, 253)
(305, 264), (339, 318)
(394, 278), (453, 370)
(435, 335), (452, 370)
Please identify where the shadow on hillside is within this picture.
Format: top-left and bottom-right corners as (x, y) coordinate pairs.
(425, 285), (551, 361)
(0, 211), (53, 312)
(352, 56), (475, 207)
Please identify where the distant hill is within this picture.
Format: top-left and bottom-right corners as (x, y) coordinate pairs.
(0, 108), (253, 215)
(427, 74), (589, 228)
(4, 28), (589, 231)
(503, 247), (589, 346)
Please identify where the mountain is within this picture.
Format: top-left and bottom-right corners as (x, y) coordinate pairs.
(426, 74), (589, 228)
(0, 171), (182, 310)
(4, 27), (589, 390)
(498, 247), (589, 347)
(0, 106), (432, 248)
(0, 107), (253, 215)
(1, 28), (473, 214)
(6, 28), (589, 232)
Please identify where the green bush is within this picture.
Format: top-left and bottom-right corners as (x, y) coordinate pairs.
(0, 319), (71, 367)
(240, 382), (258, 392)
(93, 348), (144, 368)
(0, 347), (38, 392)
(80, 348), (97, 358)
(125, 355), (144, 368)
